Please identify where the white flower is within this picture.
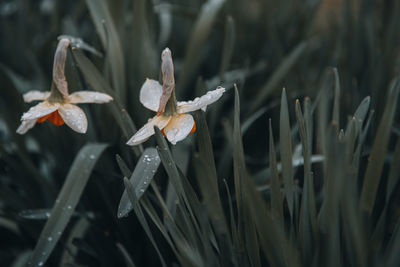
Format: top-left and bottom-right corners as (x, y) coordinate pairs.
(17, 90), (113, 134)
(17, 37), (113, 135)
(126, 78), (225, 145)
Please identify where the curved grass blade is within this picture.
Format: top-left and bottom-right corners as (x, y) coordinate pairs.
(116, 243), (137, 267)
(360, 77), (400, 215)
(233, 87), (260, 267)
(118, 148), (161, 218)
(123, 177), (167, 267)
(71, 50), (142, 155)
(280, 88), (295, 219)
(177, 0), (226, 91)
(193, 110), (233, 265)
(116, 154), (132, 178)
(295, 99), (317, 264)
(248, 42), (307, 114)
(86, 0), (126, 101)
(28, 143), (108, 267)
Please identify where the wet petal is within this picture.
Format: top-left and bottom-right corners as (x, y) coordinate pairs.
(21, 101), (60, 121)
(68, 91), (113, 104)
(58, 104), (88, 133)
(16, 119), (37, 134)
(177, 86), (225, 113)
(126, 115), (171, 145)
(140, 79), (162, 112)
(163, 114), (194, 145)
(23, 91), (51, 103)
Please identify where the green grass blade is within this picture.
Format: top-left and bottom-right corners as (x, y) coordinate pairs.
(360, 78), (400, 215)
(233, 86), (261, 266)
(28, 143), (108, 267)
(118, 148), (161, 218)
(123, 177), (167, 267)
(72, 50), (141, 155)
(116, 243), (137, 267)
(295, 99), (317, 264)
(115, 154), (132, 178)
(280, 88), (295, 219)
(86, 0), (126, 101)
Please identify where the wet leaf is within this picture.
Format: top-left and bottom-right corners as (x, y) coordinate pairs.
(118, 148), (161, 218)
(28, 143), (108, 267)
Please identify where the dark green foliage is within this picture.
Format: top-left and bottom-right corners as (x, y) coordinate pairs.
(1, 0), (400, 266)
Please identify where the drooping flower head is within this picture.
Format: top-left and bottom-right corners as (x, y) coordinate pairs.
(17, 38), (113, 134)
(127, 48), (225, 145)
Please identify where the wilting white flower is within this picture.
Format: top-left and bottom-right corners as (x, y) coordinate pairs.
(17, 38), (113, 134)
(17, 90), (113, 134)
(126, 78), (225, 145)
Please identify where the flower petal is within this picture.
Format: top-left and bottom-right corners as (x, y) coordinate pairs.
(21, 101), (60, 121)
(16, 119), (37, 134)
(68, 91), (113, 104)
(126, 115), (171, 145)
(23, 91), (51, 103)
(58, 104), (88, 133)
(140, 79), (162, 112)
(163, 114), (194, 145)
(177, 86), (225, 113)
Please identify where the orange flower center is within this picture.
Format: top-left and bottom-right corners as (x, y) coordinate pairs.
(37, 110), (65, 126)
(161, 121), (196, 137)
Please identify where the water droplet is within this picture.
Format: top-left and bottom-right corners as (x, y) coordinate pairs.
(57, 231), (62, 235)
(67, 205), (72, 210)
(143, 181), (147, 184)
(140, 189), (145, 193)
(48, 237), (53, 242)
(45, 212), (51, 218)
(38, 261), (44, 266)
(89, 154), (95, 159)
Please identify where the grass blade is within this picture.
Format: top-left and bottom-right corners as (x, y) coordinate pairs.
(360, 77), (400, 215)
(269, 119), (283, 223)
(123, 177), (167, 267)
(118, 148), (161, 218)
(280, 88), (295, 219)
(86, 0), (126, 101)
(28, 143), (108, 267)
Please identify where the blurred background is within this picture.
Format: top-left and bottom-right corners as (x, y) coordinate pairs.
(0, 0), (400, 266)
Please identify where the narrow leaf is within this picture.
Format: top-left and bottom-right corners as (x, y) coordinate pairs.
(28, 143), (108, 267)
(118, 148), (161, 218)
(360, 78), (400, 215)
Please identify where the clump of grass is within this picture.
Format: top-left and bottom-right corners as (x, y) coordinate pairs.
(0, 0), (400, 266)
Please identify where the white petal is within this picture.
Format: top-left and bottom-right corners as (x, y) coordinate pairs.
(140, 79), (162, 112)
(126, 115), (171, 145)
(16, 119), (37, 134)
(21, 101), (59, 121)
(23, 91), (51, 103)
(68, 91), (113, 104)
(177, 87), (225, 113)
(163, 114), (194, 145)
(58, 104), (88, 133)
